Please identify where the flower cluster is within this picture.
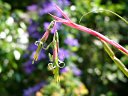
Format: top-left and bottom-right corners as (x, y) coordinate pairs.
(32, 3), (128, 84)
(23, 82), (45, 96)
(64, 36), (79, 46)
(32, 20), (66, 83)
(58, 48), (70, 61)
(60, 64), (82, 76)
(23, 0), (70, 75)
(27, 0), (70, 16)
(38, 68), (88, 96)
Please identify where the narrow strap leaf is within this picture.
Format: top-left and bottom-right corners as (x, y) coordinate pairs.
(102, 41), (128, 77)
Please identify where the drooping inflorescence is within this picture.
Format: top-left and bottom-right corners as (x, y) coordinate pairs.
(50, 5), (128, 55)
(33, 4), (128, 82)
(32, 21), (55, 64)
(48, 31), (65, 82)
(33, 20), (65, 82)
(49, 4), (128, 78)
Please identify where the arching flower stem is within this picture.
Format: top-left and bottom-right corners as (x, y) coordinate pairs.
(50, 12), (128, 55)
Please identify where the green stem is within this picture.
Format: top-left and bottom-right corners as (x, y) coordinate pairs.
(102, 41), (128, 77)
(79, 9), (128, 25)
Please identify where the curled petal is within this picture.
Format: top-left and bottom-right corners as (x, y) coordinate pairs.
(48, 63), (56, 70)
(57, 60), (65, 68)
(32, 42), (43, 64)
(35, 41), (43, 46)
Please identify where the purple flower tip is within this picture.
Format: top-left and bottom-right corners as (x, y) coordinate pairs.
(58, 48), (70, 61)
(60, 65), (82, 76)
(23, 60), (35, 74)
(64, 37), (79, 46)
(30, 50), (46, 60)
(58, 0), (70, 7)
(27, 44), (37, 51)
(43, 22), (50, 30)
(73, 68), (82, 76)
(71, 65), (82, 76)
(60, 67), (70, 73)
(27, 4), (38, 11)
(23, 82), (45, 96)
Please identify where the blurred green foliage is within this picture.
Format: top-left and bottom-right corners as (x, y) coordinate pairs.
(0, 0), (28, 95)
(40, 71), (88, 96)
(70, 0), (128, 96)
(0, 0), (128, 96)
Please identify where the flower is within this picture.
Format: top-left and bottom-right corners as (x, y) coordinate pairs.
(64, 37), (79, 46)
(27, 19), (41, 38)
(23, 82), (45, 96)
(71, 65), (82, 76)
(27, 19), (38, 33)
(38, 0), (70, 16)
(58, 0), (70, 7)
(43, 22), (50, 30)
(27, 44), (37, 51)
(43, 22), (61, 33)
(51, 21), (61, 34)
(39, 2), (55, 16)
(60, 66), (69, 73)
(27, 4), (38, 11)
(30, 32), (41, 39)
(60, 65), (82, 76)
(23, 60), (35, 74)
(23, 53), (29, 58)
(31, 50), (46, 60)
(58, 48), (70, 61)
(32, 21), (55, 63)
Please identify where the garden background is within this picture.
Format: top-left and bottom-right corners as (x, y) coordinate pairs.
(0, 0), (128, 96)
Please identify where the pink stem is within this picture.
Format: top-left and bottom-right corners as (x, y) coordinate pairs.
(50, 14), (128, 55)
(54, 4), (71, 22)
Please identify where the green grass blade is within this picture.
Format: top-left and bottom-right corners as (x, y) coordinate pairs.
(79, 9), (128, 25)
(102, 41), (128, 77)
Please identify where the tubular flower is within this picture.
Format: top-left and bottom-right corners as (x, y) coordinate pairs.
(32, 21), (55, 64)
(48, 32), (65, 82)
(53, 33), (60, 82)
